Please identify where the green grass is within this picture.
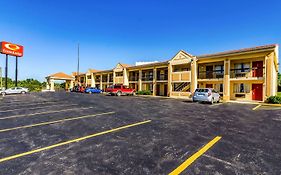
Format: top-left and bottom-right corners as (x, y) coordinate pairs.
(278, 92), (281, 97)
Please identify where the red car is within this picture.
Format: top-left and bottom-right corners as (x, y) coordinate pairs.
(105, 84), (136, 96)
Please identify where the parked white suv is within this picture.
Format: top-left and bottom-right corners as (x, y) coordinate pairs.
(1, 87), (29, 95)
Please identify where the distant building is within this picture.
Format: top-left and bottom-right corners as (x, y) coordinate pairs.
(72, 44), (279, 102)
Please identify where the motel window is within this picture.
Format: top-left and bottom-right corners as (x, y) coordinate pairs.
(149, 84), (153, 91)
(215, 83), (223, 92)
(116, 72), (123, 77)
(87, 75), (91, 79)
(233, 83), (250, 93)
(234, 63), (250, 73)
(215, 65), (224, 74)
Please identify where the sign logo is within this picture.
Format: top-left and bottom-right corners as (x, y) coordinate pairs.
(0, 41), (24, 57)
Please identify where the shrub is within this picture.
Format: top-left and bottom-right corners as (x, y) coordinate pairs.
(137, 90), (152, 95)
(266, 95), (281, 104)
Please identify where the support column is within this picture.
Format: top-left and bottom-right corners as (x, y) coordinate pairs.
(50, 79), (55, 91)
(123, 68), (129, 86)
(153, 68), (157, 96)
(167, 63), (172, 97)
(107, 73), (110, 87)
(100, 75), (103, 90)
(113, 72), (116, 85)
(70, 80), (74, 89)
(138, 69), (142, 91)
(266, 53), (273, 98)
(46, 78), (50, 90)
(91, 74), (96, 87)
(190, 57), (198, 93)
(223, 59), (230, 101)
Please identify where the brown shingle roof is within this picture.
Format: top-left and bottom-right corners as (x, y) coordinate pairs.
(197, 44), (278, 59)
(88, 69), (101, 73)
(72, 72), (85, 76)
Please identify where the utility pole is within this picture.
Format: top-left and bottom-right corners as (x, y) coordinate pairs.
(0, 67), (2, 90)
(77, 43), (80, 85)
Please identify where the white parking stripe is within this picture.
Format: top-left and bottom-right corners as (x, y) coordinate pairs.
(209, 103), (223, 107)
(0, 101), (58, 109)
(0, 104), (78, 113)
(0, 107), (94, 120)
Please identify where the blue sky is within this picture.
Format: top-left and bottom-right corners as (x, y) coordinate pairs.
(0, 0), (280, 81)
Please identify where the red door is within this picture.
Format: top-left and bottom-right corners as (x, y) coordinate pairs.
(252, 84), (263, 101)
(252, 61), (263, 77)
(206, 84), (213, 88)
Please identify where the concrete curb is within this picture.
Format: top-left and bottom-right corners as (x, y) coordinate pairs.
(228, 100), (281, 107)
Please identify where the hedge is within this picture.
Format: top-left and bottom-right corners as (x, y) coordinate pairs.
(266, 95), (281, 104)
(137, 90), (152, 95)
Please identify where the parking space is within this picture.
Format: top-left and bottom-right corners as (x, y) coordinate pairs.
(0, 92), (280, 174)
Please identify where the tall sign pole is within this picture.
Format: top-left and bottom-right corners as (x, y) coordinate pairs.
(15, 56), (18, 87)
(0, 41), (24, 90)
(5, 54), (8, 89)
(0, 67), (2, 89)
(77, 43), (80, 84)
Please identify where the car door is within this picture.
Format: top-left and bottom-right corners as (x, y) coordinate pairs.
(9, 88), (16, 94)
(212, 89), (219, 101)
(16, 87), (22, 94)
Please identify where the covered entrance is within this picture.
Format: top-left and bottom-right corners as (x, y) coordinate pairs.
(45, 72), (75, 91)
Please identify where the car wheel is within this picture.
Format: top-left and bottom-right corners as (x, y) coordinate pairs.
(89, 91), (92, 94)
(1, 92), (6, 96)
(210, 98), (214, 104)
(132, 92), (136, 96)
(21, 91), (26, 94)
(116, 91), (121, 96)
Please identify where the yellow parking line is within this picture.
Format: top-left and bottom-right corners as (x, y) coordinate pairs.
(0, 112), (115, 133)
(0, 104), (78, 113)
(169, 136), (222, 175)
(0, 120), (151, 163)
(0, 107), (94, 120)
(252, 104), (261, 110)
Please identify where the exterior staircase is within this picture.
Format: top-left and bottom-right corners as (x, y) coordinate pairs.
(175, 82), (190, 92)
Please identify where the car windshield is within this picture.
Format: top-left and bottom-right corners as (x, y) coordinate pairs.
(195, 89), (209, 92)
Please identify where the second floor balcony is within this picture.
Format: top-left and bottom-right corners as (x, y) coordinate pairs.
(157, 74), (168, 81)
(198, 70), (224, 79)
(115, 77), (124, 84)
(171, 71), (191, 82)
(142, 75), (153, 81)
(230, 67), (264, 78)
(129, 76), (139, 81)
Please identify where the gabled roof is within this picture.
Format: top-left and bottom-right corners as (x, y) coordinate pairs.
(88, 69), (101, 73)
(119, 63), (132, 68)
(47, 72), (74, 79)
(72, 72), (85, 76)
(197, 44), (278, 59)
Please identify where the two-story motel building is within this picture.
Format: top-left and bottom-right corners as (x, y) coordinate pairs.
(74, 44), (279, 102)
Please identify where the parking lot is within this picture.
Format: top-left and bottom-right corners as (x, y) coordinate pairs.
(0, 92), (280, 175)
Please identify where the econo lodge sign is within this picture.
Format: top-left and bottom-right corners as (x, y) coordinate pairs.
(0, 41), (24, 57)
